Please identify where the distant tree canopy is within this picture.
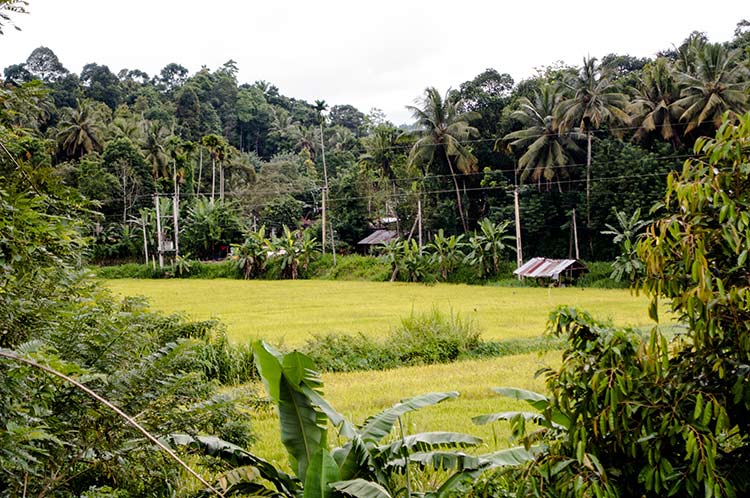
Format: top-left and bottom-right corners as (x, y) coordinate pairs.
(1, 19), (748, 262)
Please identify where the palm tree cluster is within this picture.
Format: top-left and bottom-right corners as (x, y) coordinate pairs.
(2, 24), (748, 264)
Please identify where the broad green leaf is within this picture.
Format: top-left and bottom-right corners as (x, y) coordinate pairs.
(334, 436), (373, 482)
(359, 392), (458, 444)
(283, 351), (320, 388)
(381, 432), (482, 456)
(278, 375), (328, 482)
(302, 384), (356, 439)
(253, 341), (283, 402)
(432, 468), (485, 498)
(388, 450), (485, 471)
(491, 387), (549, 412)
(482, 445), (544, 467)
(331, 479), (393, 498)
(303, 449), (340, 498)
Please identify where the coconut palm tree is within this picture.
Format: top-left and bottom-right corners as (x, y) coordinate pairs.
(674, 43), (749, 134)
(140, 120), (169, 180)
(200, 134), (228, 203)
(407, 87), (479, 232)
(557, 57), (629, 230)
(56, 99), (106, 159)
(501, 84), (584, 190)
(628, 58), (682, 145)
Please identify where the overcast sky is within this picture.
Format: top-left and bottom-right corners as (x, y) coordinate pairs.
(1, 0), (745, 123)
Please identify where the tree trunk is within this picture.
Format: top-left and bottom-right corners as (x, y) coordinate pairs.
(196, 148), (203, 196)
(445, 154), (468, 232)
(586, 131), (594, 259)
(210, 157), (216, 204)
(219, 161), (224, 201)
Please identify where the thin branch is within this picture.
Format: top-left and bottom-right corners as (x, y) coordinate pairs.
(0, 349), (225, 498)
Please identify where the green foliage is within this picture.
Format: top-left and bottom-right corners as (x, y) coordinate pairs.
(232, 342), (502, 498)
(465, 219), (515, 278)
(601, 209), (648, 282)
(1, 146), (259, 495)
(301, 308), (553, 373)
(182, 198), (244, 260)
(231, 225), (271, 279)
(270, 225), (320, 279)
(387, 308), (481, 365)
(427, 229), (466, 281)
(307, 254), (391, 281)
(486, 115), (750, 497)
(260, 194), (304, 230)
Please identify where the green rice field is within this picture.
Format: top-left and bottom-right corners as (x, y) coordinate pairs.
(103, 279), (664, 346)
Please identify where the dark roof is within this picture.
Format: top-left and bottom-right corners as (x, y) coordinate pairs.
(358, 230), (399, 245)
(513, 257), (588, 279)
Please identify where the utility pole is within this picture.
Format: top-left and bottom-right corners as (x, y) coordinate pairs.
(154, 195), (164, 269)
(320, 120), (330, 257)
(321, 188), (327, 255)
(514, 186), (523, 272)
(173, 161), (180, 257)
(417, 197), (423, 255)
(141, 212), (149, 265)
(572, 208), (580, 260)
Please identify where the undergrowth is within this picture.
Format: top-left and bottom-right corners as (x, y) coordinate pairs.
(302, 308), (559, 372)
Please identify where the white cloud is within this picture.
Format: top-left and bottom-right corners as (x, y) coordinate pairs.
(0, 0), (742, 124)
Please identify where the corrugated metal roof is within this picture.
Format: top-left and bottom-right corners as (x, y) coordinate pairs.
(358, 230), (400, 245)
(513, 257), (587, 279)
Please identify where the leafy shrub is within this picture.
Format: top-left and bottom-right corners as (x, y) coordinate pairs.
(388, 308), (481, 364)
(302, 332), (390, 372)
(306, 309), (498, 372)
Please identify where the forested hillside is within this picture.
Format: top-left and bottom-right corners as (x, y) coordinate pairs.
(2, 20), (749, 263)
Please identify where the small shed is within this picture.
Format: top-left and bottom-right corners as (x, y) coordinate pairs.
(357, 230), (399, 254)
(513, 257), (588, 285)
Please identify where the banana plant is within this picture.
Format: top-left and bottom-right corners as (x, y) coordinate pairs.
(170, 342), (539, 497)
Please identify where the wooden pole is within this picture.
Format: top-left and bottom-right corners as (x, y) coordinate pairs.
(154, 195), (164, 269)
(572, 208), (580, 260)
(320, 122), (329, 257)
(514, 186), (523, 273)
(142, 213), (149, 266)
(173, 160), (180, 257)
(417, 197), (423, 255)
(321, 188), (327, 255)
(320, 122), (329, 190)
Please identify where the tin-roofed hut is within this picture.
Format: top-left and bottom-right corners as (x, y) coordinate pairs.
(513, 257), (588, 286)
(357, 230), (399, 254)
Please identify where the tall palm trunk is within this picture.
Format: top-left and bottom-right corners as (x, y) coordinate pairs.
(210, 157), (216, 204)
(196, 148), (203, 196)
(219, 161), (224, 201)
(445, 153), (468, 232)
(586, 131), (592, 225)
(586, 131), (594, 259)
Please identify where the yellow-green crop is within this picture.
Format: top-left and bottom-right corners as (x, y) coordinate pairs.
(103, 279), (663, 346)
(251, 351), (561, 466)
